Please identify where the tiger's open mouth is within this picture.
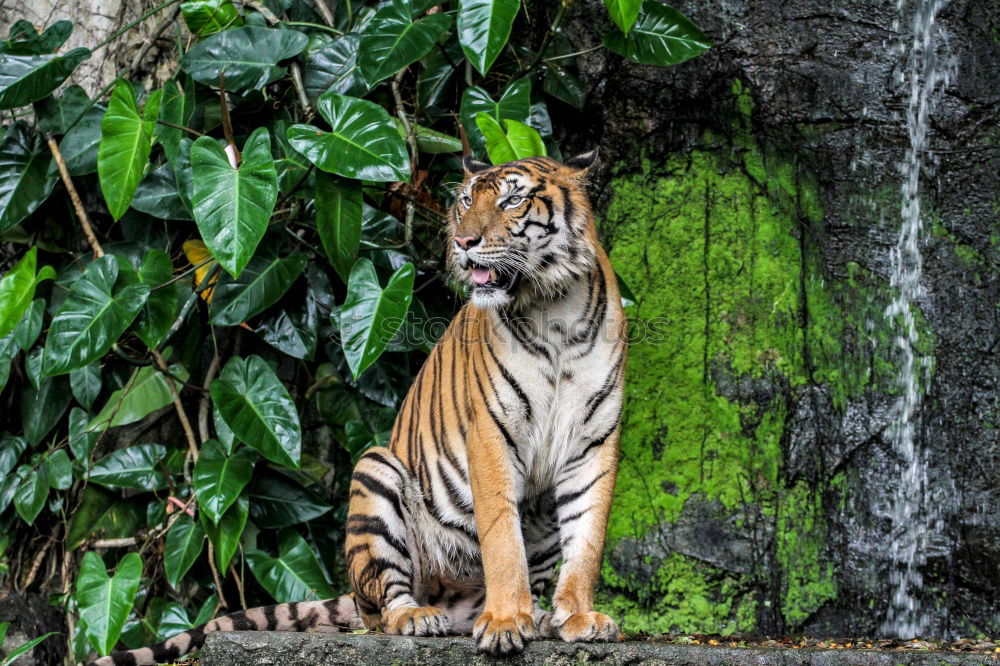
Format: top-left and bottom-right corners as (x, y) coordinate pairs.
(469, 262), (520, 293)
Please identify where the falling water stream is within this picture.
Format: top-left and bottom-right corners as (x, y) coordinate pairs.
(881, 0), (953, 639)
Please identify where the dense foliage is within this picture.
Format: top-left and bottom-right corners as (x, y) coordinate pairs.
(0, 0), (707, 661)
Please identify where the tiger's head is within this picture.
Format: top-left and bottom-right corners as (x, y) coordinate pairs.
(449, 151), (599, 309)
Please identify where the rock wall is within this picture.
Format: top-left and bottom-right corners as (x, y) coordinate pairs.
(547, 0), (1000, 638)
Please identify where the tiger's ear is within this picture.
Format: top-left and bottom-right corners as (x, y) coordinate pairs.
(463, 155), (490, 174)
(563, 149), (598, 177)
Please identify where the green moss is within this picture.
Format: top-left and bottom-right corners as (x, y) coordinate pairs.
(595, 80), (937, 634)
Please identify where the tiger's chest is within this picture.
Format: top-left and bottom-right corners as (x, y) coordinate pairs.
(488, 289), (625, 491)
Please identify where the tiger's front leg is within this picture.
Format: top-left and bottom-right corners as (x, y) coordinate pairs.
(467, 418), (538, 655)
(550, 426), (622, 643)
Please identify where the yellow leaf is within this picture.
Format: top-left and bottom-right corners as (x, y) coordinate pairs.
(182, 239), (218, 303)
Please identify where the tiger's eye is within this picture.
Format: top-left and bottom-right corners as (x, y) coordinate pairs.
(506, 195), (523, 207)
(461, 195), (473, 208)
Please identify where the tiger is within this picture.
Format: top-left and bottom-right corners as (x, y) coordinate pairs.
(90, 149), (627, 664)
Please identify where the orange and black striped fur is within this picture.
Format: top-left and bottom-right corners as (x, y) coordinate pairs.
(91, 151), (627, 664)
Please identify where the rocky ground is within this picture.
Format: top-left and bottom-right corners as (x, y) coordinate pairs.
(196, 631), (1000, 665)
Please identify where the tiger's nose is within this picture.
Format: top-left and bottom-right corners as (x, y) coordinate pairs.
(454, 235), (481, 250)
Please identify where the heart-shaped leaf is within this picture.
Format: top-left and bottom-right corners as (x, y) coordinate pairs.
(70, 363), (102, 410)
(211, 355), (302, 468)
(604, 0), (711, 66)
(246, 529), (335, 602)
(457, 0), (520, 76)
(248, 471), (330, 528)
(191, 128), (278, 277)
(287, 92), (410, 182)
(603, 0), (642, 34)
(46, 449), (73, 490)
(209, 251), (307, 326)
(180, 0), (244, 37)
(543, 63), (586, 108)
(0, 247), (55, 339)
(181, 26), (308, 91)
(76, 551), (142, 656)
(163, 513), (205, 587)
(0, 48), (90, 109)
(2, 20), (73, 55)
(340, 258), (415, 379)
(202, 494), (248, 571)
(315, 174), (361, 282)
(42, 255), (150, 376)
(57, 106), (104, 176)
(89, 443), (170, 490)
(358, 0), (453, 87)
(21, 376), (71, 445)
(13, 297), (43, 351)
(477, 114), (546, 164)
(87, 362), (189, 433)
(194, 439), (256, 524)
(0, 121), (58, 234)
(13, 465), (48, 524)
(460, 77), (530, 155)
(134, 249), (180, 349)
(98, 80), (156, 220)
(303, 34), (367, 102)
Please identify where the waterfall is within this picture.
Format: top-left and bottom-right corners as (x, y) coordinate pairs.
(880, 0), (953, 639)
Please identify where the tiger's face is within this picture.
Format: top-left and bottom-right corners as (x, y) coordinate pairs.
(449, 151), (599, 309)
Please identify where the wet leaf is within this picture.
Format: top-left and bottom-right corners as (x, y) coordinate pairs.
(89, 443), (170, 490)
(98, 80), (157, 220)
(181, 26), (308, 91)
(0, 121), (58, 234)
(604, 0), (711, 66)
(209, 251), (307, 326)
(340, 258), (414, 379)
(194, 439), (256, 524)
(163, 514), (205, 587)
(358, 0), (452, 87)
(0, 48), (90, 109)
(457, 0), (520, 76)
(0, 247), (55, 339)
(246, 528), (335, 602)
(76, 551), (142, 656)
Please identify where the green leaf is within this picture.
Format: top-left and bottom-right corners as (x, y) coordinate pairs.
(604, 0), (711, 66)
(459, 77), (530, 155)
(76, 551), (142, 656)
(132, 163), (192, 221)
(181, 26), (308, 92)
(194, 440), (255, 524)
(13, 465), (48, 524)
(70, 363), (102, 410)
(203, 494), (247, 571)
(21, 376), (71, 445)
(0, 48), (90, 109)
(604, 0), (642, 34)
(543, 63), (586, 108)
(181, 0), (244, 37)
(2, 19), (72, 55)
(66, 486), (114, 550)
(0, 247), (55, 339)
(209, 251), (307, 326)
(392, 119), (463, 154)
(57, 107), (104, 176)
(476, 115), (546, 164)
(69, 407), (98, 463)
(358, 0), (453, 87)
(457, 0), (520, 76)
(25, 347), (43, 389)
(303, 34), (367, 102)
(0, 121), (58, 234)
(246, 529), (335, 602)
(287, 92), (410, 183)
(249, 471), (330, 528)
(191, 128), (278, 277)
(0, 434), (26, 478)
(98, 80), (156, 220)
(47, 449), (73, 490)
(340, 258), (415, 379)
(417, 39), (462, 112)
(315, 174), (361, 282)
(89, 443), (170, 490)
(163, 514), (205, 588)
(35, 84), (90, 132)
(87, 362), (190, 433)
(154, 78), (194, 166)
(42, 255), (150, 376)
(13, 298), (44, 350)
(134, 249), (179, 349)
(211, 355), (302, 468)
(0, 630), (59, 666)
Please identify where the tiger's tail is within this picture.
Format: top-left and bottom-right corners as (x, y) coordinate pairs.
(87, 594), (363, 666)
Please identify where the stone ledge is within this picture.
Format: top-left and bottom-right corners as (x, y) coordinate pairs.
(200, 631), (999, 665)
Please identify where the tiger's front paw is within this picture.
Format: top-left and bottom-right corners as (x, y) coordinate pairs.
(472, 611), (537, 655)
(556, 611), (621, 643)
(383, 606), (450, 636)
